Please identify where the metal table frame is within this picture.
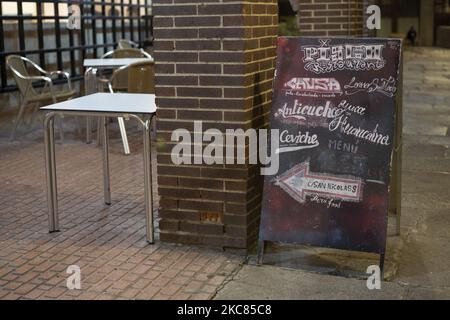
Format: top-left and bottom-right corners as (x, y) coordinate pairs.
(43, 110), (155, 243)
(83, 58), (152, 69)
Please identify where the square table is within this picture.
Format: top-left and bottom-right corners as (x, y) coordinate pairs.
(41, 92), (157, 243)
(83, 58), (153, 69)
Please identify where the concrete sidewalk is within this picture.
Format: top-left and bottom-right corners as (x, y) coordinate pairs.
(214, 47), (450, 300)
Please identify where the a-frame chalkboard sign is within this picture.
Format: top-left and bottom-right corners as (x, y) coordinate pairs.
(258, 37), (403, 274)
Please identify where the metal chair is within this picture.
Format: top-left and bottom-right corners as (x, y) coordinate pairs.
(86, 48), (153, 145)
(97, 48), (152, 91)
(107, 60), (155, 155)
(118, 39), (138, 49)
(6, 55), (77, 141)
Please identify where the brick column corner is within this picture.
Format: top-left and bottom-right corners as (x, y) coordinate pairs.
(153, 0), (278, 252)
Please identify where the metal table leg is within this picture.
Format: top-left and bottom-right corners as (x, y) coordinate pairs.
(44, 112), (59, 232)
(84, 67), (97, 144)
(142, 115), (154, 243)
(101, 116), (111, 205)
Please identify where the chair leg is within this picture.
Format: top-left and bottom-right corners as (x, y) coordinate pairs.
(10, 98), (28, 141)
(118, 117), (130, 155)
(96, 118), (102, 146)
(86, 116), (92, 144)
(58, 115), (64, 143)
(65, 96), (81, 137)
(28, 103), (40, 126)
(15, 91), (22, 108)
(75, 116), (82, 137)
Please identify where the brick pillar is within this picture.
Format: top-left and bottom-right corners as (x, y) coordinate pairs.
(153, 0), (278, 251)
(296, 0), (364, 36)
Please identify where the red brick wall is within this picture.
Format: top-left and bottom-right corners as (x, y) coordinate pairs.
(296, 0), (365, 36)
(153, 0), (278, 251)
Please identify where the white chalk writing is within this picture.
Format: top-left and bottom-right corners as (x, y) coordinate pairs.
(284, 78), (342, 94)
(344, 76), (397, 97)
(302, 39), (386, 74)
(277, 130), (319, 154)
(275, 100), (338, 123)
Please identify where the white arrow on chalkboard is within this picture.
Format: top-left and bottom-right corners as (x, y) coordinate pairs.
(275, 162), (363, 204)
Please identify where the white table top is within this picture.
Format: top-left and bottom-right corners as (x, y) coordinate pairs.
(41, 93), (156, 114)
(83, 58), (152, 68)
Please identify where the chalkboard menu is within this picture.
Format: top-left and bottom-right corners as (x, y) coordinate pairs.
(259, 37), (402, 256)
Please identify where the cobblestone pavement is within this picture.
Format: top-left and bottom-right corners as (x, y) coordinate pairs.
(0, 114), (243, 299)
(215, 47), (450, 299)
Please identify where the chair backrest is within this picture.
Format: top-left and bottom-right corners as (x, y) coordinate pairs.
(6, 55), (37, 99)
(127, 60), (155, 93)
(118, 39), (138, 49)
(105, 48), (151, 91)
(111, 60), (154, 94)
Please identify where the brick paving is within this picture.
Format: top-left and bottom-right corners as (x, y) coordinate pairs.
(0, 117), (244, 300)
